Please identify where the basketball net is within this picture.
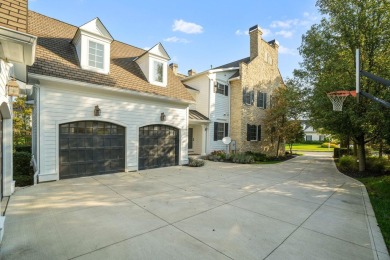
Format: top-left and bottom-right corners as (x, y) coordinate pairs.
(327, 91), (356, 111)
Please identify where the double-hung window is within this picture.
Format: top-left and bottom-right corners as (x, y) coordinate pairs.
(257, 91), (267, 109)
(153, 61), (164, 83)
(88, 41), (104, 69)
(243, 87), (254, 105)
(213, 122), (229, 141)
(215, 82), (228, 96)
(247, 124), (262, 141)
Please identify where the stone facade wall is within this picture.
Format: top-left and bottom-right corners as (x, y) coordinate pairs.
(0, 0), (27, 32)
(230, 28), (284, 156)
(229, 78), (243, 151)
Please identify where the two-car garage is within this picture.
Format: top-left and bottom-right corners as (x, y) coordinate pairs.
(59, 121), (180, 179)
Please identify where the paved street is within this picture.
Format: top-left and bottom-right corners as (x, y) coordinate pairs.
(1, 153), (388, 259)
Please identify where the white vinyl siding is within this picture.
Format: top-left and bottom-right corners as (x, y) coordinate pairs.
(36, 80), (188, 181)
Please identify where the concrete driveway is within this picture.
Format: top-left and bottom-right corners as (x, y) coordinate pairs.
(1, 153), (389, 260)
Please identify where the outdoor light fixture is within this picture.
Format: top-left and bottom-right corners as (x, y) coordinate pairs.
(160, 112), (166, 121)
(94, 105), (101, 116)
(6, 78), (20, 97)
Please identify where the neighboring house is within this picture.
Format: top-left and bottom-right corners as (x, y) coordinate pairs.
(180, 25), (284, 155)
(301, 121), (325, 142)
(0, 0), (37, 240)
(27, 11), (194, 182)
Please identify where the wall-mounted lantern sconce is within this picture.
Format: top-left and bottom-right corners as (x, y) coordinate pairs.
(160, 112), (166, 121)
(6, 78), (20, 97)
(94, 105), (101, 116)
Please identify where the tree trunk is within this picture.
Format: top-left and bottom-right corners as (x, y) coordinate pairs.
(379, 139), (383, 158)
(276, 136), (281, 157)
(289, 143), (293, 154)
(353, 140), (358, 156)
(357, 135), (366, 172)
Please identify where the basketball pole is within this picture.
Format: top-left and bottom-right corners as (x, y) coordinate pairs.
(356, 49), (360, 103)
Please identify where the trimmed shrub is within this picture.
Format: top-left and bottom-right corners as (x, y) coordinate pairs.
(334, 148), (351, 158)
(188, 158), (205, 167)
(13, 152), (33, 176)
(13, 151), (34, 187)
(15, 145), (31, 153)
(366, 157), (387, 172)
(321, 142), (339, 148)
(338, 156), (358, 172)
(208, 150), (227, 162)
(245, 151), (267, 161)
(14, 175), (33, 187)
(231, 153), (254, 164)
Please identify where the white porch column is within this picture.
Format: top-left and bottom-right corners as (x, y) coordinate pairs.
(201, 124), (206, 155)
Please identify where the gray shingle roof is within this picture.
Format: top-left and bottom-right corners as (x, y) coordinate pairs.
(214, 57), (250, 69)
(189, 110), (209, 121)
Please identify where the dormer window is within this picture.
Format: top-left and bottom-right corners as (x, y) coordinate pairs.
(72, 18), (113, 75)
(153, 61), (163, 83)
(134, 43), (170, 87)
(88, 41), (104, 69)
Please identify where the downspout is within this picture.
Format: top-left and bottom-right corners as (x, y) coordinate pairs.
(32, 85), (40, 184)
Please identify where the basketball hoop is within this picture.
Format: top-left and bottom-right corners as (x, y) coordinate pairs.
(327, 90), (356, 111)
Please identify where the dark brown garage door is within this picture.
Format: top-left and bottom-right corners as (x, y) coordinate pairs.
(139, 125), (179, 170)
(59, 121), (125, 179)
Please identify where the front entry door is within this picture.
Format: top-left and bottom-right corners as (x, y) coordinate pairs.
(188, 128), (193, 150)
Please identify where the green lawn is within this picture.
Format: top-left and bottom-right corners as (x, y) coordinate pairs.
(358, 176), (390, 251)
(285, 143), (334, 152)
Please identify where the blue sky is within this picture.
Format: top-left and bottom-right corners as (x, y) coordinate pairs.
(29, 0), (320, 79)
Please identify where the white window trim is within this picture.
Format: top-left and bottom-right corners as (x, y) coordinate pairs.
(88, 40), (105, 70)
(149, 58), (167, 87)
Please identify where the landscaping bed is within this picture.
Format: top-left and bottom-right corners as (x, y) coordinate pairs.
(335, 156), (390, 251)
(203, 151), (297, 164)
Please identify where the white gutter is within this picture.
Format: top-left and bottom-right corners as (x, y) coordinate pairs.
(29, 73), (195, 105)
(229, 76), (240, 81)
(0, 26), (37, 65)
(182, 67), (239, 82)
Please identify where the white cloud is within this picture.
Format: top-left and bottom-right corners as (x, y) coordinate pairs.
(172, 19), (203, 34)
(270, 12), (318, 30)
(143, 47), (150, 50)
(271, 19), (299, 29)
(278, 45), (297, 55)
(275, 30), (294, 38)
(164, 36), (190, 43)
(235, 29), (249, 36)
(261, 28), (271, 37)
(235, 28), (271, 37)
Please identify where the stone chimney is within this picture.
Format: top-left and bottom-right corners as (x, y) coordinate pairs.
(188, 69), (196, 76)
(249, 25), (263, 61)
(0, 0), (28, 33)
(169, 63), (178, 75)
(268, 39), (280, 50)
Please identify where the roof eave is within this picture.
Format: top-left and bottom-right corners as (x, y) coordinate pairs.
(182, 67), (239, 82)
(29, 73), (195, 104)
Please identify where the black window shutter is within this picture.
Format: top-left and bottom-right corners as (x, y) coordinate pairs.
(264, 93), (267, 109)
(225, 85), (228, 96)
(214, 122), (218, 141)
(251, 91), (254, 105)
(257, 91), (260, 107)
(243, 88), (246, 104)
(257, 125), (262, 141)
(247, 124), (250, 141)
(224, 123), (229, 137)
